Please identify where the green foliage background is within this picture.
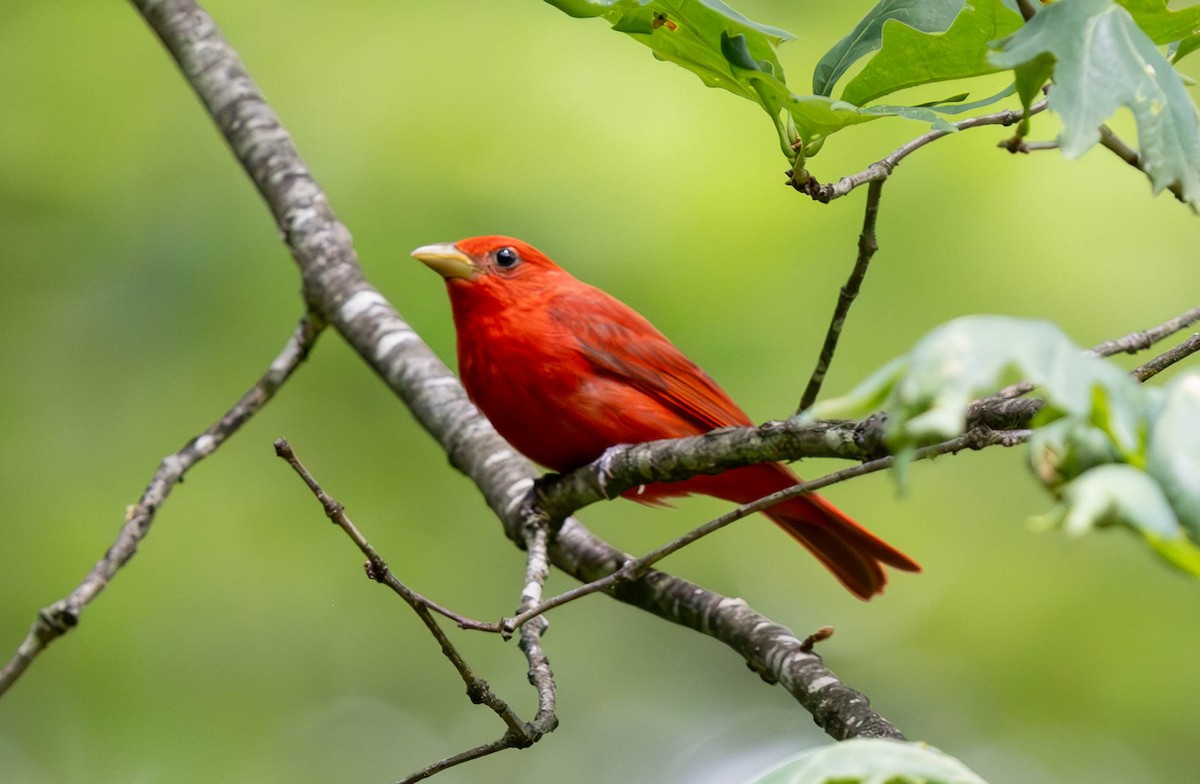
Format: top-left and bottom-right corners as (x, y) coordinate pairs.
(2, 2), (1199, 782)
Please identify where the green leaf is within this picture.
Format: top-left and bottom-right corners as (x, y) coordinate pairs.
(1171, 32), (1200, 64)
(691, 0), (795, 41)
(990, 0), (1200, 209)
(543, 0), (620, 18)
(782, 94), (958, 147)
(1028, 418), (1122, 491)
(925, 84), (1019, 114)
(1011, 51), (1055, 131)
(544, 0), (797, 150)
(1146, 373), (1200, 539)
(813, 0), (967, 97)
(800, 356), (910, 417)
(750, 739), (989, 784)
(721, 30), (774, 74)
(810, 315), (1139, 448)
(547, 0), (1021, 158)
(841, 0), (1023, 106)
(545, 0), (795, 38)
(1031, 465), (1200, 576)
(1112, 0), (1200, 45)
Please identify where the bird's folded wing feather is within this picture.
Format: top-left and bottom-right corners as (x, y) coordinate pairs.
(548, 289), (753, 434)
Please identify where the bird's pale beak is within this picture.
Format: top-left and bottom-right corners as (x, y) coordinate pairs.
(411, 243), (477, 280)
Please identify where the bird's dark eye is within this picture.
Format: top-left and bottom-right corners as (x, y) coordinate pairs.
(495, 247), (520, 269)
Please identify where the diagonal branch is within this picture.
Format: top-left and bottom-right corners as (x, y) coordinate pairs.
(0, 314), (322, 697)
(798, 178), (885, 412)
(970, 305), (1200, 430)
(1097, 124), (1190, 206)
(1132, 332), (1200, 382)
(1091, 306), (1200, 358)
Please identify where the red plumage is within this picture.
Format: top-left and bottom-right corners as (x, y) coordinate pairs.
(413, 235), (919, 599)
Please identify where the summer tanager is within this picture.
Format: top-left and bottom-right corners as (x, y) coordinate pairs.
(413, 235), (919, 598)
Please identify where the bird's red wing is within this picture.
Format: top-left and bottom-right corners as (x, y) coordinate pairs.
(548, 288), (753, 434)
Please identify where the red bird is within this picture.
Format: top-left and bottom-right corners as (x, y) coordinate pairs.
(412, 235), (919, 599)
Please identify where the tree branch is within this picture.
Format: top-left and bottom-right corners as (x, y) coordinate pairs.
(505, 426), (1028, 634)
(1097, 124), (1190, 206)
(799, 178), (885, 412)
(1133, 333), (1200, 382)
(0, 314), (322, 697)
(1091, 306), (1200, 358)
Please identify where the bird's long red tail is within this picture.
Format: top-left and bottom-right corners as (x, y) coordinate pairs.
(674, 464), (920, 599)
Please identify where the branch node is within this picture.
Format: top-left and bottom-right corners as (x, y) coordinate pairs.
(41, 604), (79, 632)
(363, 556), (390, 583)
(800, 625), (835, 653)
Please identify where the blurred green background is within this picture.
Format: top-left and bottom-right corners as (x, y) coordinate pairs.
(2, 2), (1199, 782)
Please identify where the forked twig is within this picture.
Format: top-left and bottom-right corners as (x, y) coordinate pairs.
(273, 439), (556, 783)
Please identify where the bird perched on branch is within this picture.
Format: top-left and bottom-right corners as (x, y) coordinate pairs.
(412, 235), (918, 598)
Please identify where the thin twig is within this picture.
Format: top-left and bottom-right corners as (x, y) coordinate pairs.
(1092, 306), (1200, 358)
(273, 439), (549, 782)
(794, 102), (1047, 202)
(976, 306), (1200, 416)
(1097, 125), (1189, 206)
(1133, 333), (1200, 382)
(799, 178), (885, 412)
(513, 517), (558, 729)
(998, 139), (1059, 153)
(273, 438), (495, 629)
(398, 736), (528, 784)
(0, 315), (322, 697)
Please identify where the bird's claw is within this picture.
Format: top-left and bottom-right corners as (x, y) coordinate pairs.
(596, 444), (629, 499)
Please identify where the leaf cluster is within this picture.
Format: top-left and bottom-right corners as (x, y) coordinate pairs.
(547, 0), (1200, 207)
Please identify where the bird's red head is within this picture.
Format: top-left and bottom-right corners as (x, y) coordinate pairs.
(411, 235), (577, 321)
(411, 235), (564, 284)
